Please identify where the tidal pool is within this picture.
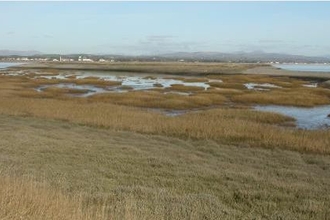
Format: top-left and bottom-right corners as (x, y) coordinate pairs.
(244, 83), (281, 91)
(36, 71), (211, 92)
(255, 105), (330, 130)
(36, 84), (112, 97)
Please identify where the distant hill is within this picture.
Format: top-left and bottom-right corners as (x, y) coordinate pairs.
(0, 50), (42, 56)
(1, 50), (330, 63)
(157, 51), (330, 63)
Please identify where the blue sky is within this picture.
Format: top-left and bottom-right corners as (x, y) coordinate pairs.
(1, 1), (330, 56)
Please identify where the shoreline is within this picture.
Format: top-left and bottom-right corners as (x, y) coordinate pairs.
(243, 66), (330, 80)
(6, 61), (330, 80)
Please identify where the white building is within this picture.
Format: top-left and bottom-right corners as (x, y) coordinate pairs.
(82, 58), (93, 62)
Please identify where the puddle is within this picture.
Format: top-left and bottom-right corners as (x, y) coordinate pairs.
(163, 91), (191, 96)
(254, 105), (330, 129)
(303, 83), (318, 88)
(149, 108), (200, 117)
(36, 84), (110, 97)
(31, 71), (211, 94)
(244, 83), (281, 91)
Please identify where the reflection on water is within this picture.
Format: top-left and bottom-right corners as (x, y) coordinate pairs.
(273, 64), (330, 72)
(0, 62), (23, 69)
(255, 105), (330, 130)
(36, 84), (111, 97)
(38, 71), (211, 92)
(244, 83), (281, 91)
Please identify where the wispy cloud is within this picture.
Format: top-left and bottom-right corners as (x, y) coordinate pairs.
(258, 39), (284, 44)
(6, 31), (15, 36)
(146, 35), (176, 42)
(43, 34), (53, 39)
(92, 36), (208, 55)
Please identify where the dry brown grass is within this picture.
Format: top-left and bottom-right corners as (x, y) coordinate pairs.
(153, 83), (163, 87)
(13, 62), (266, 75)
(2, 65), (330, 219)
(0, 97), (329, 154)
(206, 87), (244, 96)
(167, 84), (206, 92)
(142, 75), (158, 80)
(0, 176), (106, 220)
(89, 90), (227, 110)
(43, 86), (90, 95)
(0, 115), (329, 219)
(118, 85), (134, 90)
(4, 71), (330, 108)
(1, 71), (330, 154)
(73, 78), (122, 87)
(166, 77), (209, 83)
(232, 88), (330, 107)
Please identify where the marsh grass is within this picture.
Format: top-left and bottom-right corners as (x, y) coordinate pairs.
(43, 86), (90, 95)
(0, 97), (329, 154)
(73, 78), (122, 87)
(4, 72), (329, 108)
(142, 75), (158, 80)
(0, 176), (105, 220)
(1, 67), (330, 219)
(89, 91), (226, 110)
(118, 85), (134, 90)
(153, 83), (163, 87)
(1, 72), (330, 154)
(165, 77), (209, 83)
(167, 84), (206, 92)
(0, 115), (329, 219)
(232, 88), (330, 107)
(15, 62), (266, 75)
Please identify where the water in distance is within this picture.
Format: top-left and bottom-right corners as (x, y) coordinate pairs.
(274, 64), (330, 72)
(0, 62), (23, 69)
(255, 105), (330, 130)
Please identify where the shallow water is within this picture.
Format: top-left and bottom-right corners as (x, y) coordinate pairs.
(274, 64), (330, 72)
(0, 62), (23, 69)
(244, 83), (281, 91)
(255, 105), (330, 130)
(35, 71), (211, 93)
(36, 84), (111, 97)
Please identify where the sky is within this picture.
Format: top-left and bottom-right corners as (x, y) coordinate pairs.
(1, 1), (330, 56)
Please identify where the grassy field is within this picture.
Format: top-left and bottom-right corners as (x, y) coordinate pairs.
(1, 65), (330, 219)
(0, 115), (329, 219)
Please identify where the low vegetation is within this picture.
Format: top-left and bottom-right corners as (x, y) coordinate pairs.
(1, 66), (330, 219)
(11, 61), (267, 75)
(0, 97), (329, 154)
(231, 88), (330, 107)
(0, 176), (104, 220)
(0, 115), (329, 219)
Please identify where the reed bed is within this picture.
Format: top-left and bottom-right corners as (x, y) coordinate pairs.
(167, 84), (206, 92)
(14, 62), (265, 75)
(0, 97), (329, 154)
(0, 176), (106, 220)
(232, 88), (330, 107)
(1, 72), (330, 154)
(0, 115), (329, 219)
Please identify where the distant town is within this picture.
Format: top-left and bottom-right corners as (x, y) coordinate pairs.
(1, 51), (330, 64)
